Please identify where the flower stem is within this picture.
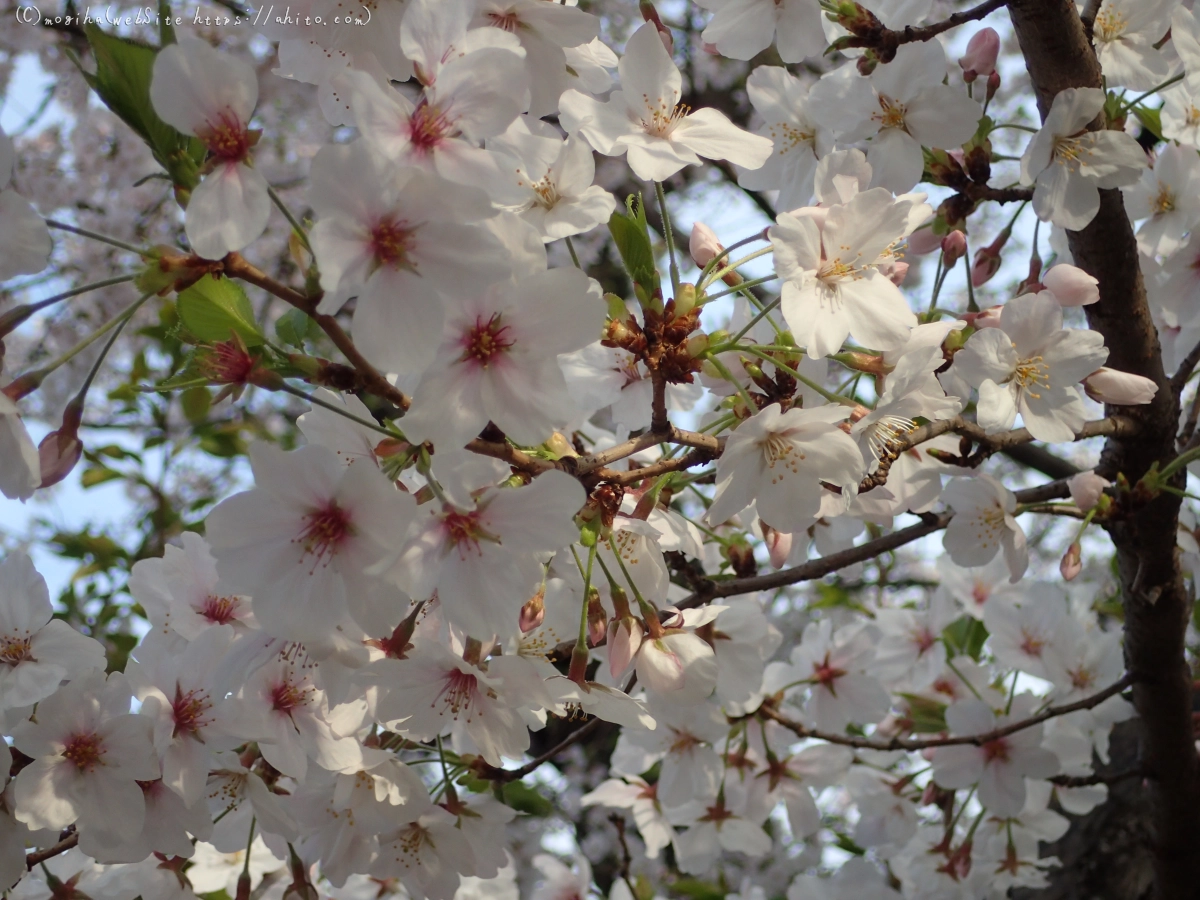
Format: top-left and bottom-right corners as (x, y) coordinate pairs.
(45, 218), (150, 256)
(0, 273), (138, 336)
(267, 184), (313, 254)
(655, 181), (680, 296)
(702, 273), (778, 303)
(564, 235), (583, 270)
(700, 247), (774, 292)
(277, 383), (395, 438)
(702, 351), (757, 411)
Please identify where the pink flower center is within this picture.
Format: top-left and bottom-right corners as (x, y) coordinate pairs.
(982, 738), (1010, 764)
(370, 217), (417, 269)
(811, 653), (847, 691)
(63, 732), (105, 771)
(408, 100), (455, 155)
(1018, 629), (1045, 658)
(459, 313), (514, 367)
(271, 680), (308, 713)
(197, 111), (254, 164)
(173, 685), (212, 737)
(202, 595), (240, 625)
(912, 627), (936, 654)
(486, 9), (520, 31)
(298, 502), (354, 565)
(433, 668), (477, 716)
(442, 508), (500, 557)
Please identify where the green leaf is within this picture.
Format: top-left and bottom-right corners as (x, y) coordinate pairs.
(176, 275), (264, 345)
(943, 615), (989, 661)
(77, 25), (204, 190)
(274, 307), (318, 348)
(608, 194), (659, 289)
(671, 879), (726, 900)
(899, 692), (949, 734)
(500, 781), (553, 817)
(181, 386), (212, 424)
(80, 466), (123, 488)
(831, 829), (867, 856)
(1133, 104), (1164, 142)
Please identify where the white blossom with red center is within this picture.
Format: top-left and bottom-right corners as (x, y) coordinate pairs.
(0, 551), (106, 712)
(932, 695), (1061, 817)
(983, 586), (1071, 681)
(364, 643), (529, 766)
(308, 140), (511, 375)
(402, 266), (604, 451)
(582, 776), (675, 859)
(206, 442), (416, 642)
(149, 37), (271, 259)
(226, 656), (363, 781)
(385, 469), (584, 638)
(11, 672), (159, 844)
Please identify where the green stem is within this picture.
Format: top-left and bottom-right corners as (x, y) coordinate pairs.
(701, 247), (775, 291)
(737, 346), (857, 407)
(703, 351), (757, 411)
(45, 218), (149, 256)
(570, 543), (597, 651)
(0, 273), (138, 335)
(1118, 72), (1186, 114)
(702, 272), (778, 303)
(728, 297), (782, 346)
(564, 235), (583, 270)
(655, 181), (680, 295)
(19, 291), (154, 386)
(963, 233), (977, 313)
(73, 292), (154, 402)
(267, 184), (313, 254)
(698, 231), (767, 282)
(277, 382), (394, 438)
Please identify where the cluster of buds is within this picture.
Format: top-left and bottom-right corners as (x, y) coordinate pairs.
(603, 291), (707, 386)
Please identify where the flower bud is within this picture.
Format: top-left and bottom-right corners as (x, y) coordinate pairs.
(941, 230), (967, 265)
(963, 305), (1003, 329)
(986, 70), (1001, 102)
(519, 587), (545, 633)
(1084, 367), (1158, 405)
(673, 282), (698, 318)
(1060, 542), (1082, 581)
(690, 221), (724, 268)
(1068, 470), (1111, 511)
(544, 431), (579, 460)
(1042, 264), (1099, 307)
(38, 398), (83, 488)
(639, 1), (673, 52)
(971, 249), (1002, 287)
(587, 591), (607, 646)
(887, 261), (910, 286)
(958, 28), (999, 81)
(607, 616), (644, 679)
(760, 523), (792, 568)
(686, 332), (710, 358)
(907, 227), (945, 256)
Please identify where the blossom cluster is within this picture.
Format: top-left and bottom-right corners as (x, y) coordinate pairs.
(1, 0), (1196, 897)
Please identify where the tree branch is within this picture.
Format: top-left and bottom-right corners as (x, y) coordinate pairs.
(223, 253), (412, 412)
(838, 0), (1010, 60)
(759, 673), (1134, 752)
(475, 716), (603, 783)
(1169, 337), (1200, 396)
(26, 832), (78, 869)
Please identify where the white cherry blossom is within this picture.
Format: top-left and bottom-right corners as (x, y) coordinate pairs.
(559, 23), (772, 181)
(941, 474), (1028, 582)
(696, 0), (826, 64)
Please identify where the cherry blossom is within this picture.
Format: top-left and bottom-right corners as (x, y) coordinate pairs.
(0, 394), (39, 501)
(150, 37), (270, 259)
(1091, 0), (1173, 90)
(559, 23), (772, 181)
(695, 0), (826, 64)
(941, 474), (1028, 581)
(1020, 86), (1147, 230)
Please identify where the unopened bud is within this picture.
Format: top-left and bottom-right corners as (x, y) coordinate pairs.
(831, 351), (889, 375)
(639, 1), (673, 52)
(760, 522), (792, 568)
(1043, 264), (1099, 307)
(519, 588), (545, 633)
(958, 28), (999, 81)
(606, 293), (629, 321)
(907, 226), (944, 256)
(1084, 367), (1158, 405)
(724, 540), (757, 578)
(673, 283), (698, 319)
(1060, 542), (1082, 581)
(587, 591), (607, 646)
(686, 332), (710, 358)
(887, 260), (910, 286)
(689, 221), (723, 268)
(986, 70), (1001, 102)
(544, 431), (578, 460)
(38, 398), (83, 488)
(971, 247), (1002, 287)
(607, 616), (644, 679)
(1068, 470), (1111, 512)
(941, 231), (967, 266)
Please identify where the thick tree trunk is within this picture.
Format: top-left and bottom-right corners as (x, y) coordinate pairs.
(1006, 2), (1200, 897)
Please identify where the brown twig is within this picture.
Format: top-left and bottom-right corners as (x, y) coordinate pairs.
(223, 253), (411, 411)
(26, 832), (79, 869)
(838, 0), (1010, 59)
(476, 717), (603, 783)
(1170, 338), (1200, 397)
(759, 673), (1134, 752)
(1050, 768), (1144, 788)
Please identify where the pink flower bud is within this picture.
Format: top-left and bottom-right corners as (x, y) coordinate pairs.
(1084, 367), (1158, 405)
(971, 248), (1002, 287)
(963, 305), (1003, 329)
(887, 261), (910, 285)
(1068, 471), (1111, 511)
(37, 399), (83, 489)
(1060, 542), (1082, 581)
(986, 70), (1001, 102)
(941, 230), (967, 265)
(702, 41), (720, 56)
(689, 221), (724, 268)
(607, 617), (644, 679)
(760, 523), (792, 568)
(958, 28), (1000, 80)
(907, 227), (944, 256)
(519, 589), (545, 633)
(1042, 264), (1099, 307)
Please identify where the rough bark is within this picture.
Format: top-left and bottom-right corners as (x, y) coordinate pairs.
(1006, 2), (1200, 897)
